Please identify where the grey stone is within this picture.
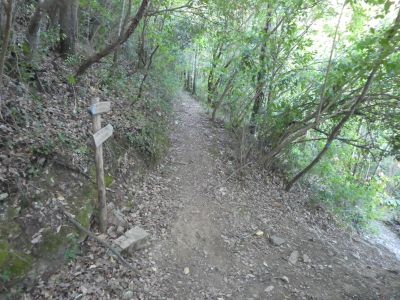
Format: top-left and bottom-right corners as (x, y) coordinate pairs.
(123, 290), (134, 299)
(108, 203), (128, 227)
(265, 285), (274, 292)
(302, 254), (311, 264)
(0, 193), (9, 201)
(114, 226), (149, 254)
(280, 276), (289, 283)
(288, 250), (299, 265)
(270, 235), (285, 246)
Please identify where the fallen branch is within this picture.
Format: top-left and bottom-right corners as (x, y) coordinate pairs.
(57, 203), (134, 271)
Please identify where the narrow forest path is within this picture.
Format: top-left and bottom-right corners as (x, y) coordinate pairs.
(32, 92), (400, 299)
(133, 93), (400, 299)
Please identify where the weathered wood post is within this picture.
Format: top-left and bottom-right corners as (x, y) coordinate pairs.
(88, 98), (113, 233)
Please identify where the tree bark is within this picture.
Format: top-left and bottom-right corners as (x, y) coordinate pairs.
(137, 44), (159, 99)
(207, 45), (222, 104)
(285, 69), (378, 191)
(59, 0), (79, 55)
(112, 0), (130, 66)
(76, 0), (150, 77)
(192, 48), (198, 95)
(26, 0), (55, 63)
(0, 0), (13, 84)
(211, 70), (238, 121)
(47, 0), (60, 28)
(250, 14), (271, 134)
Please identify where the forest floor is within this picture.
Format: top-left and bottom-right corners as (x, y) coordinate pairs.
(32, 92), (400, 299)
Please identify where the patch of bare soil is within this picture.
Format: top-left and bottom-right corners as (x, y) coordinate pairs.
(30, 92), (400, 299)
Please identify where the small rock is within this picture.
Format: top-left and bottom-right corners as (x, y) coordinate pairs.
(270, 235), (285, 246)
(303, 254), (311, 264)
(123, 290), (134, 299)
(38, 157), (46, 166)
(113, 226), (149, 254)
(117, 226), (124, 234)
(108, 203), (128, 227)
(352, 252), (360, 260)
(265, 285), (274, 292)
(184, 267), (190, 275)
(288, 250), (299, 265)
(280, 276), (289, 283)
(0, 193), (9, 201)
(255, 230), (264, 236)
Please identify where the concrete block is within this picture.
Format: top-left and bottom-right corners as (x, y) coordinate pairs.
(114, 226), (149, 254)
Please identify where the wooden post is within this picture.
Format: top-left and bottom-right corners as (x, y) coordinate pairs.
(89, 98), (112, 233)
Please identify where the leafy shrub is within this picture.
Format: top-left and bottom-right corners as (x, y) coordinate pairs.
(126, 121), (169, 162)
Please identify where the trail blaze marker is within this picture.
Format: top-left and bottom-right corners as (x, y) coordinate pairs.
(89, 98), (113, 233)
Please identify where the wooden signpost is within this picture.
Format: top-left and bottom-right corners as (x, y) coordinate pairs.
(89, 98), (112, 233)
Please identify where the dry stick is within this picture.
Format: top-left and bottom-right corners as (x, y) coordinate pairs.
(58, 204), (134, 271)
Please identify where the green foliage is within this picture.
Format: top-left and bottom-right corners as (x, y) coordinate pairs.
(64, 234), (81, 261)
(66, 74), (77, 86)
(64, 54), (81, 67)
(0, 240), (33, 283)
(127, 120), (169, 162)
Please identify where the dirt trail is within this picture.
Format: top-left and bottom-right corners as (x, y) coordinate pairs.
(136, 93), (400, 299)
(31, 92), (400, 299)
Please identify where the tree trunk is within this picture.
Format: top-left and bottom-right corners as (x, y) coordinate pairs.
(212, 70), (238, 122)
(250, 16), (271, 134)
(112, 0), (129, 66)
(285, 68), (378, 191)
(59, 0), (79, 55)
(138, 44), (159, 99)
(207, 45), (223, 104)
(47, 0), (60, 28)
(0, 0), (13, 84)
(26, 0), (55, 63)
(285, 9), (400, 191)
(137, 17), (148, 69)
(76, 0), (149, 77)
(192, 48), (198, 95)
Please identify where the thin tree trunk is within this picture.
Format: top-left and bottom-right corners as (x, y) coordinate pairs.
(137, 17), (148, 69)
(26, 0), (55, 63)
(192, 48), (198, 95)
(285, 68), (378, 191)
(137, 44), (159, 99)
(113, 0), (129, 65)
(0, 0), (13, 84)
(207, 45), (222, 104)
(285, 9), (400, 191)
(212, 70), (238, 122)
(250, 18), (270, 134)
(76, 0), (149, 77)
